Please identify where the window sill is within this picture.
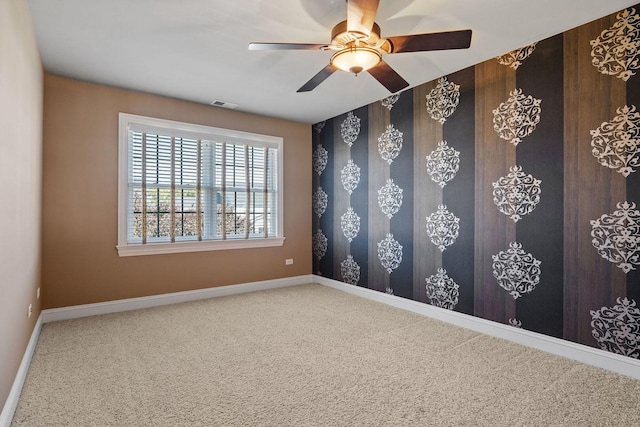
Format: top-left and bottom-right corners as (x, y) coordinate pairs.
(116, 237), (285, 257)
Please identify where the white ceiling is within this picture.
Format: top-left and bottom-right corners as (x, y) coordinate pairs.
(27, 0), (638, 124)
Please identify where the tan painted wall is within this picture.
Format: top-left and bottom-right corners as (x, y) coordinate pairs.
(42, 75), (312, 309)
(0, 0), (43, 411)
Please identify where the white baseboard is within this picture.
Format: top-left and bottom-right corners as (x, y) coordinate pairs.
(42, 275), (315, 323)
(0, 314), (43, 427)
(314, 275), (640, 380)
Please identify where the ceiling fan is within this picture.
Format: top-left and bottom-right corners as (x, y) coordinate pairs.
(248, 0), (472, 94)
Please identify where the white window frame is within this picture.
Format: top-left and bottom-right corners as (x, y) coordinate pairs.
(117, 113), (285, 257)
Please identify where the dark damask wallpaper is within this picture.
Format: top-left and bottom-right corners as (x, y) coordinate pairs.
(312, 5), (640, 359)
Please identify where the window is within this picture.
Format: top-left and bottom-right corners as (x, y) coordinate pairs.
(117, 113), (284, 256)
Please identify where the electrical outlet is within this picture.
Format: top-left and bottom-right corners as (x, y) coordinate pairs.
(28, 304), (32, 318)
(37, 287), (40, 299)
(285, 258), (294, 265)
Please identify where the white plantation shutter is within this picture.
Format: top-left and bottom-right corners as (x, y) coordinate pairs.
(128, 133), (201, 243)
(118, 113), (283, 256)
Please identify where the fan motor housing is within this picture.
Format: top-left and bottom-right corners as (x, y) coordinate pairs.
(331, 20), (381, 47)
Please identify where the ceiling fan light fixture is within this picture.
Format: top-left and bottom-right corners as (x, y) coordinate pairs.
(330, 46), (381, 75)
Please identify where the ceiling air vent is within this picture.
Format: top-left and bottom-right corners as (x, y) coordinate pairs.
(210, 100), (238, 109)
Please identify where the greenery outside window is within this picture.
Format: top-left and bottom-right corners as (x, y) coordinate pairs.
(117, 113), (284, 256)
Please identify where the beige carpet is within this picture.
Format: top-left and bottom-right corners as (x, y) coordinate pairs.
(11, 283), (640, 426)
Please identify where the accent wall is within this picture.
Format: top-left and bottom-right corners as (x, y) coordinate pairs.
(313, 5), (640, 358)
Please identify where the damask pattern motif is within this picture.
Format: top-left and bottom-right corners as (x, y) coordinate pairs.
(492, 165), (542, 222)
(493, 89), (542, 146)
(312, 144), (328, 176)
(312, 229), (328, 260)
(341, 159), (361, 195)
(509, 318), (523, 328)
(425, 205), (460, 252)
(591, 297), (640, 359)
(377, 233), (403, 274)
(377, 179), (403, 219)
(492, 242), (542, 299)
(378, 124), (403, 164)
(426, 140), (460, 188)
(341, 207), (361, 242)
(591, 201), (640, 273)
(425, 268), (459, 310)
(590, 105), (640, 177)
(590, 8), (640, 81)
(496, 42), (538, 70)
(381, 93), (400, 110)
(340, 255), (360, 285)
(312, 187), (328, 218)
(313, 121), (326, 134)
(341, 111), (361, 147)
(425, 76), (460, 124)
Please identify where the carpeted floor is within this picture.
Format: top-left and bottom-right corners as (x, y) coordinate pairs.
(11, 283), (640, 426)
